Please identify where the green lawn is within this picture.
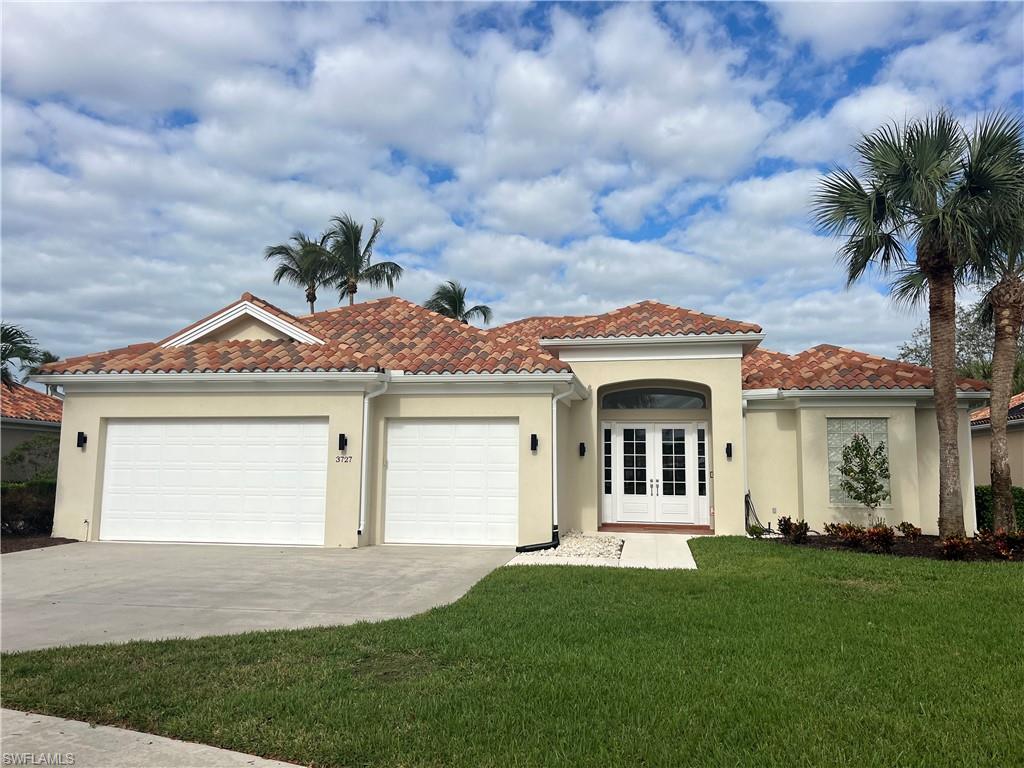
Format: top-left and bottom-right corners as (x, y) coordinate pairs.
(3, 539), (1022, 767)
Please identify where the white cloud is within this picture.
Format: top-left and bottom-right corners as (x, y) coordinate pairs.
(478, 175), (600, 240)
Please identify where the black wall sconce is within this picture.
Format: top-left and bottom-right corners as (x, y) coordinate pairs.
(77, 431), (88, 449)
(338, 433), (348, 451)
(530, 433), (539, 452)
(725, 442), (733, 459)
(579, 442), (586, 457)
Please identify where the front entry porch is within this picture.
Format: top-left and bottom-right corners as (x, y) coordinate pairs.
(600, 420), (712, 529)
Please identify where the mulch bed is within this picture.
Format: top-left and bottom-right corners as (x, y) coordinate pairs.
(1, 535), (77, 554)
(775, 534), (1016, 562)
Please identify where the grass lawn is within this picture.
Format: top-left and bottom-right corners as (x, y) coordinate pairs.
(3, 538), (1022, 767)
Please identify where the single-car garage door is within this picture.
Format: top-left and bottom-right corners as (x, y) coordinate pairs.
(385, 419), (518, 545)
(100, 418), (328, 545)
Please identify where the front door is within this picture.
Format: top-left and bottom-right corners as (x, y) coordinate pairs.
(607, 422), (710, 525)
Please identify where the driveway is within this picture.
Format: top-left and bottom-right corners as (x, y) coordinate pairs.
(1, 542), (513, 652)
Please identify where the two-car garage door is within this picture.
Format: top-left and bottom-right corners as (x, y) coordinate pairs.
(100, 418), (328, 545)
(384, 420), (518, 546)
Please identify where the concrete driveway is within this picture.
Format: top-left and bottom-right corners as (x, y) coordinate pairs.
(1, 542), (513, 652)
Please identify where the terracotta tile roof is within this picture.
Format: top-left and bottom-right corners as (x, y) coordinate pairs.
(42, 296), (569, 376)
(1, 382), (63, 423)
(157, 292), (315, 344)
(742, 345), (990, 392)
(494, 300), (761, 341)
(971, 391), (1024, 426)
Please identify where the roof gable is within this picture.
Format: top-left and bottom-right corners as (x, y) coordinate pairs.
(160, 293), (323, 347)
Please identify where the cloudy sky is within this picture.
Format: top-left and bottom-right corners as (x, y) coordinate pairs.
(2, 2), (1022, 360)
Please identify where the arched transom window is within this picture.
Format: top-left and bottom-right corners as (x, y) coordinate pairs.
(601, 387), (706, 410)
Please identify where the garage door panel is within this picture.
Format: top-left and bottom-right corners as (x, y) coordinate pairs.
(100, 418), (327, 545)
(385, 419), (518, 546)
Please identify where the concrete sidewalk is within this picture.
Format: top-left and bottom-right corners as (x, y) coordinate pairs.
(1, 709), (295, 767)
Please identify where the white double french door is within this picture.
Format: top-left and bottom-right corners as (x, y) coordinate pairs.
(604, 422), (710, 525)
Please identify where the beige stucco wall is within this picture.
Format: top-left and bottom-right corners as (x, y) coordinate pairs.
(362, 392), (555, 548)
(971, 424), (1024, 486)
(747, 401), (978, 536)
(744, 408), (801, 521)
(562, 357), (747, 535)
(201, 317), (289, 342)
(51, 390), (365, 546)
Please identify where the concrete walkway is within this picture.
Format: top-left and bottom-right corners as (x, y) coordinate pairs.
(2, 542), (513, 652)
(1, 709), (294, 767)
(508, 532), (698, 569)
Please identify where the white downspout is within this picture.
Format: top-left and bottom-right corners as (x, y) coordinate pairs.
(358, 372), (390, 538)
(551, 386), (574, 542)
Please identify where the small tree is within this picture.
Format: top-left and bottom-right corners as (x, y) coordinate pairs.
(838, 433), (891, 520)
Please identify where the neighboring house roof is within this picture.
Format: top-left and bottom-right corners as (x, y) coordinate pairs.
(35, 292), (990, 393)
(1, 382), (63, 423)
(41, 296), (569, 376)
(742, 345), (989, 392)
(494, 300), (762, 341)
(971, 391), (1024, 426)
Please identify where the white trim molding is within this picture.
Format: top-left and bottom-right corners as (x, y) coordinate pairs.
(539, 332), (765, 347)
(744, 387), (989, 411)
(161, 301), (324, 347)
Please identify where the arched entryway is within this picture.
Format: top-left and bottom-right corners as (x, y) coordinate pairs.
(597, 381), (712, 529)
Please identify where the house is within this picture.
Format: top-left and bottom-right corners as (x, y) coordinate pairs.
(34, 293), (988, 548)
(1, 382), (63, 456)
(970, 392), (1024, 485)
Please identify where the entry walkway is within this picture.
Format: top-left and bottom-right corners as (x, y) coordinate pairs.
(508, 532), (698, 569)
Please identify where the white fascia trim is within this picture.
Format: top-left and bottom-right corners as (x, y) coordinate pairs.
(387, 372), (589, 399)
(161, 301), (324, 347)
(32, 371), (384, 394)
(540, 332), (765, 347)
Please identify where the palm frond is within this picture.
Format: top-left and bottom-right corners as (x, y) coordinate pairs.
(464, 304), (493, 325)
(359, 260), (404, 291)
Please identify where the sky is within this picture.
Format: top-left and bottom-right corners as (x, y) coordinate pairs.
(2, 1), (1022, 361)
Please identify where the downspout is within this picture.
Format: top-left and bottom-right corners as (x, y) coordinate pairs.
(515, 384), (574, 552)
(357, 372), (390, 538)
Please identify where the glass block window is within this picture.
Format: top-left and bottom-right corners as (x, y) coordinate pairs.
(827, 418), (889, 504)
(603, 428), (612, 495)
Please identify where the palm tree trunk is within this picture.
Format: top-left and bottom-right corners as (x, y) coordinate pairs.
(929, 269), (965, 537)
(348, 281), (357, 306)
(989, 278), (1024, 532)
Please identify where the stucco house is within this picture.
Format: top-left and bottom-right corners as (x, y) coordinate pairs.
(35, 293), (988, 548)
(1, 382), (63, 456)
(970, 392), (1024, 485)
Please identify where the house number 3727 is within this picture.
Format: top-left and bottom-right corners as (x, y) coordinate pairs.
(335, 455), (354, 463)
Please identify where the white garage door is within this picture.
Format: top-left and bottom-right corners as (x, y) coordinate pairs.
(385, 419), (518, 545)
(100, 418), (328, 545)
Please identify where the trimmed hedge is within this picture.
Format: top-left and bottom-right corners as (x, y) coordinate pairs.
(974, 485), (1024, 531)
(1, 480), (57, 536)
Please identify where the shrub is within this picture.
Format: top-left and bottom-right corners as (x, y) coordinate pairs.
(823, 522), (866, 548)
(896, 522), (922, 541)
(864, 523), (896, 552)
(747, 524), (766, 538)
(940, 535), (974, 561)
(0, 480), (57, 536)
(1, 434), (59, 483)
(978, 529), (1024, 561)
(777, 516), (809, 544)
(974, 486), (1024, 531)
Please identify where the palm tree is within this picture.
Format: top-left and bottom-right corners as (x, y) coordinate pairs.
(973, 136), (1024, 530)
(327, 214), (403, 305)
(264, 231), (335, 313)
(424, 280), (494, 325)
(23, 350), (61, 394)
(814, 111), (1024, 537)
(1, 323), (42, 387)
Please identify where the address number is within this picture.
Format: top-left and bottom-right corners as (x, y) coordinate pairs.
(335, 455), (354, 463)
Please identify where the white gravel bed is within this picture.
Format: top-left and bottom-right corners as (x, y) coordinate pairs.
(513, 530), (624, 560)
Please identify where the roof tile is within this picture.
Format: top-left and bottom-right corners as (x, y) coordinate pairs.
(1, 383), (63, 423)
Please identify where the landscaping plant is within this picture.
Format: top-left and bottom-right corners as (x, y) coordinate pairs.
(823, 522), (867, 548)
(777, 516), (809, 544)
(837, 433), (890, 520)
(864, 522), (896, 553)
(896, 522), (922, 541)
(940, 535), (975, 561)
